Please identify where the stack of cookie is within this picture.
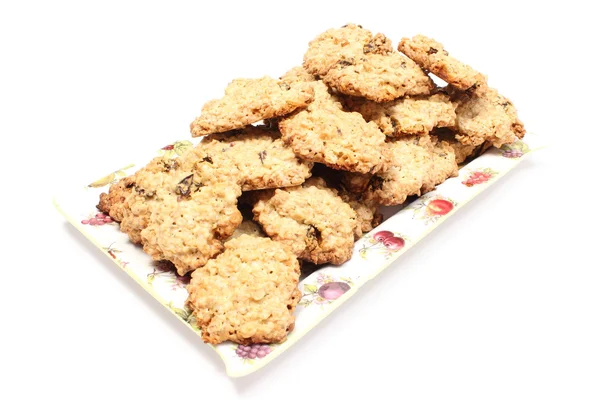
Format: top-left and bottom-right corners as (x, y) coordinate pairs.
(97, 24), (525, 345)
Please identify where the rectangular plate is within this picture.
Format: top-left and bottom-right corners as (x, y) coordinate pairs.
(54, 134), (543, 377)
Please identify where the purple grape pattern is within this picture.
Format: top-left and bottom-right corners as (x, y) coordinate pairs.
(500, 140), (529, 158)
(235, 344), (272, 360)
(298, 273), (353, 307)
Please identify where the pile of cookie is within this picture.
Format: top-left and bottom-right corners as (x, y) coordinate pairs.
(97, 24), (525, 345)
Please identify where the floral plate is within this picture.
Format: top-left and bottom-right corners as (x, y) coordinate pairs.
(54, 134), (543, 377)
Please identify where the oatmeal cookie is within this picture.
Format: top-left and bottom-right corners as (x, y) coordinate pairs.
(252, 177), (359, 265)
(398, 35), (488, 93)
(421, 138), (458, 193)
(118, 157), (185, 244)
(323, 51), (434, 102)
(140, 181), (242, 276)
(303, 24), (374, 77)
(452, 87), (526, 147)
(431, 127), (478, 164)
(344, 93), (456, 136)
(97, 176), (135, 222)
(304, 25), (432, 101)
(186, 235), (301, 345)
(226, 219), (266, 242)
(340, 171), (372, 193)
(339, 190), (382, 237)
(190, 77), (315, 137)
(196, 126), (313, 191)
(279, 82), (389, 174)
(364, 135), (435, 206)
(279, 66), (316, 85)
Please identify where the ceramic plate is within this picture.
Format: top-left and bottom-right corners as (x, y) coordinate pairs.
(54, 134), (543, 377)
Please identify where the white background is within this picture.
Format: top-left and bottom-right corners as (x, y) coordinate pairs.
(1, 1), (599, 399)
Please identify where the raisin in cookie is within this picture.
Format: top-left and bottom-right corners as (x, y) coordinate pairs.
(186, 235), (301, 345)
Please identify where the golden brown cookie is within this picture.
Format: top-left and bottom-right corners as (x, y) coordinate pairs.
(364, 135), (435, 206)
(431, 127), (478, 164)
(421, 138), (458, 193)
(452, 87), (526, 147)
(303, 24), (374, 77)
(279, 66), (317, 85)
(97, 176), (135, 222)
(186, 235), (301, 345)
(140, 180), (242, 276)
(118, 157), (184, 244)
(323, 51), (434, 102)
(344, 93), (456, 136)
(190, 77), (315, 137)
(398, 35), (488, 93)
(339, 190), (382, 238)
(279, 81), (389, 174)
(226, 219), (266, 242)
(195, 126), (313, 191)
(303, 24), (433, 102)
(252, 177), (359, 265)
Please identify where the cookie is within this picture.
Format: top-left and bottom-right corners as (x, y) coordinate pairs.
(252, 177), (359, 265)
(323, 51), (434, 102)
(304, 25), (433, 102)
(303, 24), (374, 77)
(196, 126), (313, 191)
(431, 127), (477, 164)
(97, 176), (135, 222)
(421, 138), (458, 193)
(226, 219), (266, 242)
(118, 157), (184, 244)
(339, 190), (382, 237)
(364, 135), (435, 206)
(452, 86), (526, 147)
(186, 235), (301, 345)
(398, 35), (488, 93)
(190, 77), (315, 137)
(279, 81), (390, 174)
(140, 181), (242, 276)
(344, 93), (456, 136)
(309, 164), (382, 237)
(279, 66), (316, 85)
